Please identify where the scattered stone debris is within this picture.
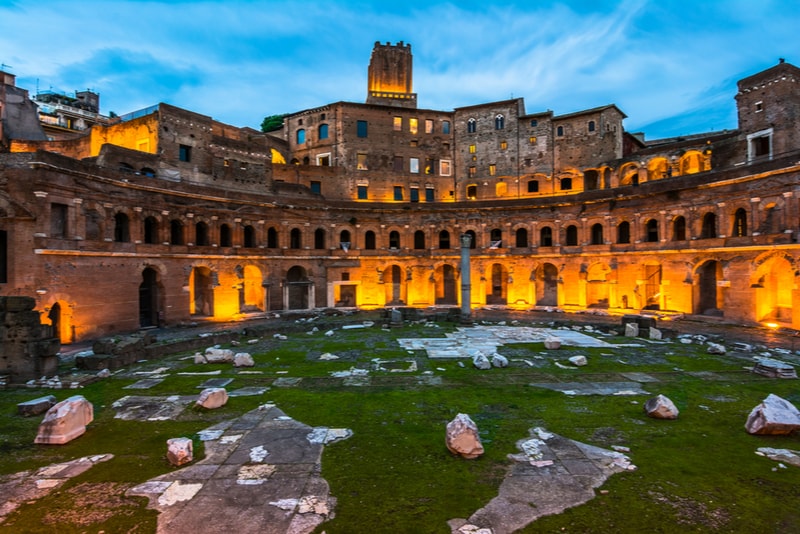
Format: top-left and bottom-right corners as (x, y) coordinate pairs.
(752, 357), (797, 379)
(449, 427), (635, 533)
(707, 342), (726, 355)
(196, 387), (229, 409)
(756, 447), (800, 467)
(644, 394), (680, 420)
(17, 395), (56, 416)
(34, 395), (94, 445)
(167, 437), (193, 466)
(319, 352), (339, 360)
(473, 352), (491, 370)
(233, 352), (255, 367)
(491, 353), (509, 368)
(445, 413), (484, 459)
(745, 394), (800, 435)
(568, 355), (588, 367)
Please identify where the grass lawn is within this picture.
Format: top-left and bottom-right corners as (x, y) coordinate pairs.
(1, 313), (799, 533)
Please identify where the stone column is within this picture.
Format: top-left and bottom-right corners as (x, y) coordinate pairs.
(460, 233), (472, 323)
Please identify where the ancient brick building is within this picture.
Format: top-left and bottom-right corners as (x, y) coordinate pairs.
(0, 43), (798, 354)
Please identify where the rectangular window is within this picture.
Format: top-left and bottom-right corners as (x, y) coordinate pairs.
(755, 101), (763, 113)
(393, 117), (402, 131)
(530, 119), (538, 127)
(357, 153), (368, 170)
(425, 158), (434, 175)
(489, 164), (496, 176)
(469, 144), (476, 154)
(409, 118), (418, 134)
(50, 203), (68, 238)
(425, 119), (433, 134)
(410, 188), (419, 202)
(393, 156), (404, 172)
(357, 185), (368, 199)
(310, 181), (321, 194)
(527, 180), (539, 193)
(393, 186), (404, 201)
(529, 136), (537, 145)
(440, 159), (452, 176)
(357, 120), (368, 138)
(468, 166), (476, 178)
(425, 188), (435, 202)
(179, 144), (191, 162)
(410, 157), (419, 174)
(0, 230), (7, 283)
(409, 140), (418, 147)
(500, 140), (508, 150)
(317, 153), (331, 166)
(442, 120), (451, 134)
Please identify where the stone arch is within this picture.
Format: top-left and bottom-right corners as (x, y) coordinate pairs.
(679, 150), (705, 175)
(486, 263), (508, 305)
(693, 260), (724, 316)
(189, 265), (215, 316)
(434, 263), (458, 305)
(533, 262), (559, 307)
(619, 162), (640, 186)
(752, 252), (796, 324)
(286, 265), (311, 310)
(241, 264), (265, 312)
(647, 157), (670, 180)
(639, 261), (662, 310)
(384, 263), (407, 305)
(586, 263), (611, 308)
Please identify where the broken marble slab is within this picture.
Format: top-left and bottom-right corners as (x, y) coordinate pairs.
(529, 381), (649, 396)
(196, 378), (233, 389)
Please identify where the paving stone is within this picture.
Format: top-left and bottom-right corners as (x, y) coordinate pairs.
(124, 378), (165, 389)
(273, 377), (302, 387)
(228, 386), (270, 397)
(197, 378), (234, 389)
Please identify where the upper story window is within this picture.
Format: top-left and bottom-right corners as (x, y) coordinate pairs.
(500, 140), (508, 150)
(530, 119), (538, 127)
(409, 118), (418, 134)
(488, 164), (496, 176)
(529, 136), (537, 145)
(425, 119), (433, 134)
(357, 153), (368, 171)
(410, 157), (420, 174)
(468, 166), (476, 178)
(556, 126), (564, 137)
(296, 129), (306, 144)
(50, 203), (68, 238)
(469, 144), (476, 154)
(318, 124), (329, 140)
(467, 118), (477, 133)
(310, 181), (321, 194)
(393, 186), (404, 201)
(179, 144), (191, 162)
(755, 101), (763, 113)
(495, 114), (505, 130)
(442, 120), (451, 134)
(357, 120), (368, 138)
(588, 120), (596, 132)
(440, 160), (451, 176)
(357, 185), (368, 200)
(527, 180), (539, 193)
(561, 177), (572, 190)
(393, 117), (402, 131)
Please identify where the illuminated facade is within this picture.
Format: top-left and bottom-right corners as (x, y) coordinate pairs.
(0, 45), (799, 346)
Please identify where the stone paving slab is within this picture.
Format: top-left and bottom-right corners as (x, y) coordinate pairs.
(450, 427), (635, 534)
(197, 378), (234, 389)
(124, 378), (165, 389)
(228, 386), (270, 397)
(128, 404), (351, 534)
(112, 395), (195, 421)
(400, 325), (620, 360)
(528, 381), (649, 396)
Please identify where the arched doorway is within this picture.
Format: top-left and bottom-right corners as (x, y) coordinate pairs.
(486, 263), (507, 305)
(642, 263), (661, 310)
(48, 302), (62, 342)
(139, 267), (161, 327)
(586, 264), (610, 308)
(537, 263), (558, 307)
(242, 265), (264, 312)
(190, 266), (214, 316)
(435, 264), (457, 305)
(385, 265), (406, 305)
(286, 266), (311, 310)
(754, 256), (794, 324)
(695, 261), (723, 316)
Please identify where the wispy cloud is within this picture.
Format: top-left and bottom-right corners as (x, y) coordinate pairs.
(0, 0), (797, 137)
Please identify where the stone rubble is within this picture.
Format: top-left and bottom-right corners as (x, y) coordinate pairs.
(166, 437), (194, 466)
(745, 394), (800, 435)
(644, 394), (680, 419)
(445, 413), (484, 459)
(196, 387), (229, 409)
(34, 395), (94, 445)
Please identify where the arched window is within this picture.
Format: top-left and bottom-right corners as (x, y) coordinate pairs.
(414, 230), (426, 249)
(515, 228), (528, 248)
(588, 120), (596, 132)
(220, 224), (232, 247)
(489, 228), (502, 247)
(318, 124), (329, 140)
(243, 225), (256, 248)
(389, 231), (401, 249)
(527, 180), (539, 193)
(290, 228), (302, 249)
(495, 114), (505, 130)
(143, 216), (158, 244)
(540, 227), (553, 247)
(561, 178), (573, 191)
(196, 221), (209, 246)
(296, 129), (306, 144)
(267, 227), (278, 248)
(565, 225), (578, 246)
(339, 230), (351, 246)
(557, 125), (564, 137)
(465, 230), (477, 249)
(114, 212), (130, 243)
(617, 221), (630, 244)
(170, 219), (183, 245)
(590, 223), (604, 245)
(439, 230), (450, 249)
(672, 216), (686, 241)
(701, 212), (717, 239)
(732, 208), (748, 237)
(466, 184), (477, 200)
(645, 219), (659, 242)
(467, 118), (477, 133)
(314, 228), (326, 249)
(365, 230), (376, 250)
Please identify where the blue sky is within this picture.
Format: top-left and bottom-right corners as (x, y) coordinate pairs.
(1, 0), (798, 140)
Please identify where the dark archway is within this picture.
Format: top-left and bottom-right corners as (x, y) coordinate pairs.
(139, 267), (160, 327)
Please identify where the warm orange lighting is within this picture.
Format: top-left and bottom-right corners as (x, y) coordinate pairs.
(764, 322), (780, 329)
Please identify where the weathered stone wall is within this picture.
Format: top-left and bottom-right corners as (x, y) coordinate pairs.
(0, 296), (59, 383)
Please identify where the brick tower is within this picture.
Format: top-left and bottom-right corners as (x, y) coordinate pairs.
(367, 41), (417, 108)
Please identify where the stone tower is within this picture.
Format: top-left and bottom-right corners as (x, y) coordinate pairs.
(367, 41), (417, 109)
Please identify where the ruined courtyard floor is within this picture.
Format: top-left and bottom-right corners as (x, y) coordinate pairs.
(2, 310), (800, 533)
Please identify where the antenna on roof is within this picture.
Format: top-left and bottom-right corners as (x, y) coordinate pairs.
(0, 63), (12, 71)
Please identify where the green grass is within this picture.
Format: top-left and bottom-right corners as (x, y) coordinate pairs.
(1, 317), (799, 533)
